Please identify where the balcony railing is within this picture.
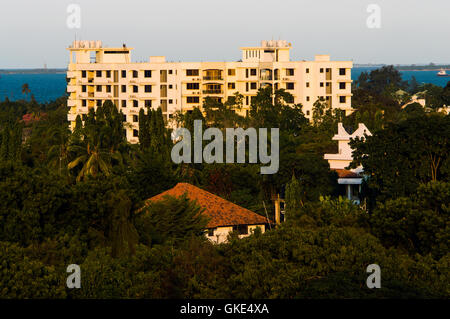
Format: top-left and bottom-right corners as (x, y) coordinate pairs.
(260, 75), (273, 81)
(203, 76), (223, 81)
(203, 90), (223, 94)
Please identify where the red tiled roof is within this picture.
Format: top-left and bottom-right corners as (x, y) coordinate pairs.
(334, 169), (360, 178)
(146, 183), (270, 228)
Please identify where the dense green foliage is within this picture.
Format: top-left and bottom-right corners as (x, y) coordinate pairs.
(0, 73), (448, 298)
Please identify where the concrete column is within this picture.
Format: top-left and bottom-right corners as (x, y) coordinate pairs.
(347, 184), (351, 200)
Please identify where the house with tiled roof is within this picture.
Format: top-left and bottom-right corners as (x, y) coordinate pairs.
(324, 123), (372, 204)
(147, 183), (270, 243)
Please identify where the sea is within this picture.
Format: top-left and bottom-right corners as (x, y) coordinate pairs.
(0, 67), (449, 104)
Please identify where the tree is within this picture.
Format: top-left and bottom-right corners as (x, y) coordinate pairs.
(203, 93), (244, 129)
(370, 181), (450, 259)
(21, 83), (31, 100)
(422, 83), (444, 110)
(350, 114), (450, 204)
(408, 76), (420, 94)
(135, 194), (209, 247)
(67, 101), (128, 181)
(107, 190), (139, 258)
(285, 174), (302, 218)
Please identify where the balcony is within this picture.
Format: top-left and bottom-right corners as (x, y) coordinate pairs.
(203, 89), (223, 95)
(260, 75), (273, 81)
(67, 71), (76, 78)
(203, 76), (223, 81)
(67, 113), (77, 122)
(67, 85), (76, 93)
(67, 100), (76, 107)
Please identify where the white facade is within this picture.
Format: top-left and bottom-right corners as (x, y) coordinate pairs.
(324, 123), (372, 203)
(67, 40), (353, 142)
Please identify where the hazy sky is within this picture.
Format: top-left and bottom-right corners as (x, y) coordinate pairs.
(1, 0), (449, 68)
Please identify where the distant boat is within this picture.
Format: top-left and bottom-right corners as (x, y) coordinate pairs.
(437, 69), (450, 77)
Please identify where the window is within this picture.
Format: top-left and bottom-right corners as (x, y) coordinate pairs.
(145, 85), (152, 93)
(169, 84), (173, 89)
(106, 85), (111, 93)
(228, 82), (235, 89)
(96, 100), (102, 107)
(306, 110), (310, 116)
(187, 96), (199, 103)
(121, 85), (126, 93)
(144, 70), (152, 78)
(339, 68), (346, 76)
(133, 115), (138, 122)
(208, 228), (215, 236)
(82, 85), (87, 92)
(145, 100), (152, 107)
(320, 82), (324, 87)
(133, 70), (138, 78)
(96, 71), (102, 77)
(133, 129), (138, 137)
(121, 100), (127, 108)
(123, 114), (127, 122)
(186, 69), (199, 76)
(133, 85), (138, 93)
(306, 96), (310, 102)
(286, 82), (294, 90)
(320, 68), (324, 73)
(286, 68), (294, 76)
(133, 100), (138, 107)
(233, 225), (248, 235)
(96, 85), (102, 92)
(339, 96), (346, 103)
(306, 82), (310, 88)
(246, 83), (249, 92)
(339, 82), (346, 90)
(246, 96), (249, 105)
(168, 70), (173, 74)
(82, 71), (86, 78)
(250, 69), (257, 76)
(169, 99), (173, 104)
(306, 68), (310, 74)
(246, 69), (249, 78)
(82, 100), (86, 107)
(106, 70), (111, 78)
(250, 82), (257, 90)
(121, 70), (126, 78)
(228, 69), (236, 76)
(187, 83), (199, 90)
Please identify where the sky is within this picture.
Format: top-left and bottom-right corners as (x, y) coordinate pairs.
(0, 0), (449, 68)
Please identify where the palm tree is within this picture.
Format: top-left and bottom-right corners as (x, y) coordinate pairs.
(68, 139), (119, 181)
(47, 125), (71, 174)
(21, 83), (31, 100)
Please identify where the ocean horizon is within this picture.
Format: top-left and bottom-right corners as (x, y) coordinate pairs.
(0, 67), (449, 104)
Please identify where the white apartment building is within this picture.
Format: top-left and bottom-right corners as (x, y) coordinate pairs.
(67, 40), (353, 142)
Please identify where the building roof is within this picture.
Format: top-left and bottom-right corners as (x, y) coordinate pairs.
(334, 169), (360, 178)
(146, 183), (270, 228)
